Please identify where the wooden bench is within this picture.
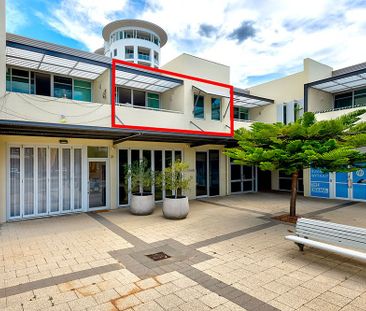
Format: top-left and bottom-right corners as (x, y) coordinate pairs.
(285, 218), (366, 262)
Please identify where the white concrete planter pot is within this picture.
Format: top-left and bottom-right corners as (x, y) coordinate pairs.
(130, 193), (155, 215)
(162, 196), (189, 219)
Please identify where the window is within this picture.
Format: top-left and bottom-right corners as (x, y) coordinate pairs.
(153, 36), (160, 46)
(6, 67), (11, 91)
(234, 106), (249, 121)
(117, 87), (131, 104)
(87, 147), (108, 158)
(114, 49), (117, 57)
(194, 95), (204, 119)
(154, 51), (159, 63)
(136, 31), (151, 41)
(147, 93), (159, 109)
(279, 170), (304, 193)
(230, 159), (255, 193)
(133, 90), (145, 107)
(119, 31), (123, 39)
(283, 104), (287, 124)
(54, 76), (72, 99)
(335, 92), (352, 109)
(11, 68), (30, 93)
(125, 46), (134, 59)
(124, 30), (134, 38)
(33, 72), (51, 96)
(74, 80), (92, 102)
(138, 47), (150, 61)
(211, 98), (221, 120)
(354, 88), (366, 107)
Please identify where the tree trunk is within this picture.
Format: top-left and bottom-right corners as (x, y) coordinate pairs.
(290, 171), (298, 217)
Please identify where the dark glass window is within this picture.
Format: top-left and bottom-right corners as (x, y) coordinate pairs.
(231, 182), (241, 193)
(11, 68), (29, 93)
(119, 150), (128, 205)
(54, 76), (72, 99)
(335, 92), (352, 109)
(231, 164), (241, 180)
(211, 98), (221, 120)
(194, 95), (204, 119)
(117, 88), (131, 104)
(243, 166), (253, 179)
(87, 147), (108, 158)
(114, 49), (117, 56)
(142, 150), (152, 193)
(283, 104), (287, 124)
(6, 67), (11, 91)
(209, 150), (220, 196)
(133, 90), (145, 107)
(165, 151), (173, 197)
(354, 89), (366, 107)
(234, 106), (249, 121)
(74, 80), (91, 102)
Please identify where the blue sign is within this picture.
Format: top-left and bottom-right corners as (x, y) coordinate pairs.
(310, 168), (330, 198)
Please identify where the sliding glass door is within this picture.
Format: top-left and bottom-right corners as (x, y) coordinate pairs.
(8, 146), (84, 220)
(196, 150), (220, 197)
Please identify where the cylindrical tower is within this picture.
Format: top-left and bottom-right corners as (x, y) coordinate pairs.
(96, 19), (167, 68)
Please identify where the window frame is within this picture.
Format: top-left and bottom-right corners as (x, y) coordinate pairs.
(193, 94), (205, 119)
(211, 97), (221, 121)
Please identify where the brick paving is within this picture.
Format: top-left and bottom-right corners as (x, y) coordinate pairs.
(0, 192), (365, 310)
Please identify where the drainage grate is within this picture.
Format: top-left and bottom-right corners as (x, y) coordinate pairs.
(146, 252), (171, 261)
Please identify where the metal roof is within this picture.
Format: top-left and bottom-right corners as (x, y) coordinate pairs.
(333, 62), (366, 77)
(115, 65), (183, 93)
(233, 89), (274, 108)
(102, 19), (168, 47)
(306, 66), (366, 94)
(192, 83), (230, 98)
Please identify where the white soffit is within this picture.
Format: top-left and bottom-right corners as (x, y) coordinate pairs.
(6, 46), (107, 80)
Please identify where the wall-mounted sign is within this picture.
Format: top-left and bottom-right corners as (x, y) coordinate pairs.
(310, 168), (330, 198)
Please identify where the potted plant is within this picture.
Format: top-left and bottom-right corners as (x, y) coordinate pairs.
(157, 160), (192, 219)
(125, 159), (155, 215)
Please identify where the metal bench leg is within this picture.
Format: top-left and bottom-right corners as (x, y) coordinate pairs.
(295, 243), (304, 252)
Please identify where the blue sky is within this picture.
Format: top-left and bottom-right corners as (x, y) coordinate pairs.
(6, 0), (366, 87)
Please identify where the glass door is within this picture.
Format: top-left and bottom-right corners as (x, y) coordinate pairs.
(88, 160), (107, 209)
(196, 152), (208, 197)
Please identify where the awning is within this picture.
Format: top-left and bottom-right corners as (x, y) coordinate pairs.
(192, 83), (230, 98)
(116, 66), (183, 93)
(308, 73), (366, 93)
(6, 46), (107, 80)
(233, 90), (274, 108)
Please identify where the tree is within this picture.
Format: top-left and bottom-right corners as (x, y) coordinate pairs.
(225, 110), (366, 217)
(125, 159), (153, 195)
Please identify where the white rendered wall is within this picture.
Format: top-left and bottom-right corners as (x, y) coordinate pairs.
(105, 27), (161, 67)
(0, 0), (5, 98)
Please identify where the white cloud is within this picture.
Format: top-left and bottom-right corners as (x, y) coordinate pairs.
(40, 0), (128, 51)
(139, 0), (366, 87)
(40, 0), (366, 87)
(6, 0), (27, 32)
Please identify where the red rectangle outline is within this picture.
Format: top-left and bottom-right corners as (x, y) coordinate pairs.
(111, 58), (234, 137)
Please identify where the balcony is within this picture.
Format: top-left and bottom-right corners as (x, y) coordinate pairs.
(138, 54), (150, 61)
(125, 53), (134, 59)
(315, 105), (366, 121)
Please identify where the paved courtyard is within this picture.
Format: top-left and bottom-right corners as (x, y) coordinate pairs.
(0, 193), (366, 311)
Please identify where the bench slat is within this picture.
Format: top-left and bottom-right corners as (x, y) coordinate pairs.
(296, 225), (366, 244)
(298, 218), (366, 235)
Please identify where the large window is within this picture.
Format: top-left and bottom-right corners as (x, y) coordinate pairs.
(133, 90), (146, 107)
(234, 106), (249, 121)
(354, 89), (366, 107)
(125, 46), (134, 59)
(211, 98), (221, 120)
(230, 159), (255, 193)
(117, 88), (160, 109)
(9, 68), (30, 93)
(147, 93), (160, 109)
(74, 80), (92, 102)
(6, 67), (92, 102)
(335, 92), (352, 109)
(194, 95), (204, 119)
(279, 170), (304, 193)
(54, 76), (72, 99)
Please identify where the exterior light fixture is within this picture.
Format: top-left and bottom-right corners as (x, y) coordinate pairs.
(59, 139), (68, 144)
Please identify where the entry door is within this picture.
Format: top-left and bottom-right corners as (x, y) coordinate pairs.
(88, 160), (107, 209)
(196, 150), (220, 197)
(8, 146), (83, 220)
(335, 172), (350, 199)
(196, 152), (208, 197)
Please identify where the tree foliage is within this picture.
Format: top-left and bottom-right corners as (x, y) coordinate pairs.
(225, 110), (366, 217)
(225, 110), (366, 175)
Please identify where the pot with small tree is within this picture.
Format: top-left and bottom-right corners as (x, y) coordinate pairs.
(157, 160), (192, 219)
(125, 159), (155, 215)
